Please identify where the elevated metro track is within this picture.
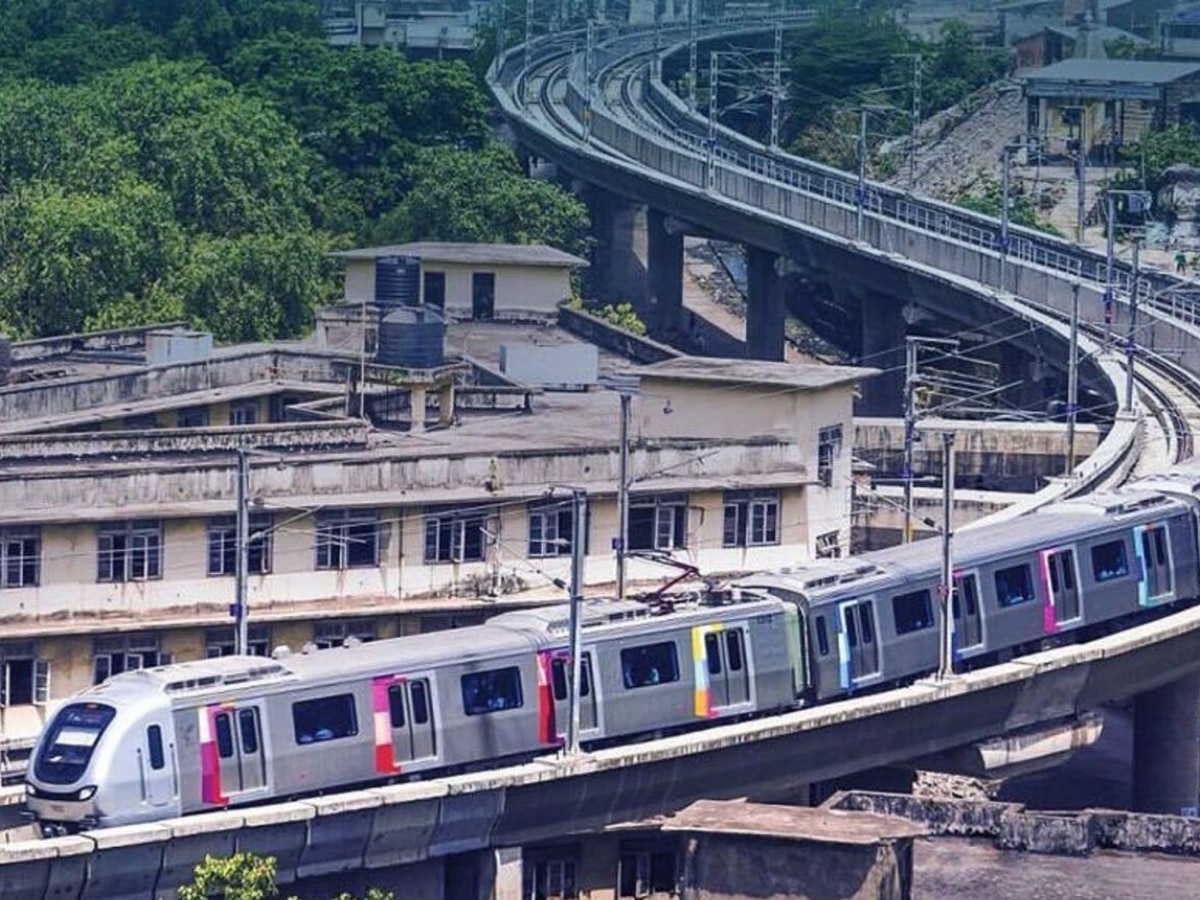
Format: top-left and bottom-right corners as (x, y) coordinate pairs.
(8, 21), (1200, 899)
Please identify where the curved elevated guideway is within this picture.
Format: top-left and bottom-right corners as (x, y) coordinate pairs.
(7, 19), (1200, 900)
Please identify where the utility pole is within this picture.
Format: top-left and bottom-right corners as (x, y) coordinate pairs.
(1071, 110), (1088, 244)
(234, 449), (250, 656)
(615, 391), (631, 600)
(769, 21), (783, 154)
(566, 489), (588, 755)
(688, 0), (698, 113)
(707, 51), (719, 191)
(522, 0), (534, 107)
(1066, 281), (1080, 473)
(582, 20), (594, 144)
(937, 431), (956, 681)
(902, 338), (917, 544)
(1104, 189), (1116, 343)
(856, 106), (869, 241)
(1124, 238), (1141, 413)
(998, 143), (1014, 292)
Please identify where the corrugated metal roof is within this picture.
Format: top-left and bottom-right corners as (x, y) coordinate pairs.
(331, 242), (588, 268)
(1025, 58), (1200, 84)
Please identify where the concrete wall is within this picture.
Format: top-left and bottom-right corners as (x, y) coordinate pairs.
(344, 259), (574, 317)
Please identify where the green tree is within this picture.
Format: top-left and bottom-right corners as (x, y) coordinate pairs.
(377, 144), (591, 256)
(179, 851), (393, 900)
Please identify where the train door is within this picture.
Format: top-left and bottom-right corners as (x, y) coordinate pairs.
(1043, 548), (1081, 624)
(952, 571), (984, 652)
(838, 599), (879, 686)
(141, 722), (175, 807)
(1134, 524), (1174, 604)
(212, 705), (268, 798)
(550, 652), (598, 741)
(702, 628), (751, 709)
(387, 677), (438, 765)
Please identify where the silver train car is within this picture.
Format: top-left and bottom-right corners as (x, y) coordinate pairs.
(27, 462), (1200, 832)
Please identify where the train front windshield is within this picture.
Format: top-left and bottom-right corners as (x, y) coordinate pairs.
(34, 703), (116, 784)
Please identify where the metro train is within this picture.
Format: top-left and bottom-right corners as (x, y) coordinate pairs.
(26, 461), (1200, 833)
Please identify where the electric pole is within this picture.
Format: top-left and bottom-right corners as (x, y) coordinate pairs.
(688, 0), (698, 113)
(769, 21), (783, 154)
(856, 106), (869, 241)
(1066, 281), (1080, 473)
(707, 51), (719, 191)
(937, 431), (956, 681)
(1124, 238), (1141, 413)
(234, 449), (250, 656)
(566, 489), (588, 755)
(616, 391), (631, 600)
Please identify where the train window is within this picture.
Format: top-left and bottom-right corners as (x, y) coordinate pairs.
(1092, 541), (1129, 582)
(892, 589), (934, 635)
(462, 667), (524, 715)
(621, 642), (680, 689)
(411, 680), (430, 725)
(388, 684), (406, 728)
(34, 702), (117, 785)
(726, 631), (744, 671)
(550, 658), (592, 702)
(994, 564), (1034, 607)
(215, 713), (235, 759)
(815, 617), (830, 656)
(239, 709), (259, 755)
(292, 694), (359, 744)
(704, 633), (722, 675)
(147, 725), (165, 771)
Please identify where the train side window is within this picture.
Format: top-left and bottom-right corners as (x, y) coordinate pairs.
(815, 617), (830, 656)
(215, 713), (235, 759)
(147, 724), (165, 770)
(411, 680), (430, 724)
(892, 589), (933, 635)
(621, 642), (680, 689)
(1092, 540), (1128, 581)
(726, 631), (744, 671)
(704, 633), (722, 675)
(462, 666), (524, 715)
(551, 657), (592, 701)
(994, 564), (1034, 607)
(388, 684), (406, 727)
(239, 708), (259, 754)
(292, 694), (359, 744)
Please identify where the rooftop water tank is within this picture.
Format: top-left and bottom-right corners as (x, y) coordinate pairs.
(375, 255), (420, 309)
(0, 334), (10, 386)
(377, 306), (445, 369)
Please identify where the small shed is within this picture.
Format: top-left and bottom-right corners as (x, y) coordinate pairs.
(331, 242), (588, 320)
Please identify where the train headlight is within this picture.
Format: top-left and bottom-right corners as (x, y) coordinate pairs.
(76, 786), (97, 801)
(24, 783), (38, 798)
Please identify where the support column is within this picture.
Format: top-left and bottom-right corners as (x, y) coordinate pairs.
(1133, 673), (1200, 815)
(577, 833), (621, 900)
(646, 209), (685, 340)
(487, 847), (523, 900)
(410, 385), (428, 435)
(857, 292), (905, 416)
(587, 189), (647, 307)
(745, 245), (785, 361)
(438, 382), (455, 426)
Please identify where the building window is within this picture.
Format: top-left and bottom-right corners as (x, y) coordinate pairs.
(292, 694), (358, 744)
(815, 530), (842, 559)
(124, 413), (159, 430)
(97, 520), (163, 582)
(316, 509), (381, 569)
(550, 655), (592, 701)
(525, 859), (578, 900)
(207, 514), (273, 576)
(230, 402), (258, 426)
(424, 271), (446, 311)
(618, 848), (677, 899)
(461, 667), (524, 715)
(892, 589), (934, 635)
(312, 619), (376, 650)
(1, 528), (40, 588)
(205, 625), (272, 658)
(628, 493), (688, 551)
(424, 505), (490, 563)
(722, 490), (780, 547)
(528, 500), (575, 558)
(93, 633), (167, 684)
(620, 642), (680, 689)
(818, 425), (843, 486)
(0, 642), (49, 707)
(177, 406), (210, 428)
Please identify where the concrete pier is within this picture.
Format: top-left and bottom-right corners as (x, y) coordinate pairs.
(1132, 673), (1200, 815)
(588, 190), (647, 306)
(745, 246), (784, 361)
(647, 208), (685, 338)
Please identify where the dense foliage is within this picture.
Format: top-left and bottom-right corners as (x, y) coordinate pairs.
(0, 0), (589, 341)
(180, 852), (391, 900)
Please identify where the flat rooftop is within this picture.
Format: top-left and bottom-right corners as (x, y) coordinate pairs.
(633, 356), (877, 390)
(331, 242), (588, 268)
(1024, 58), (1200, 85)
(656, 799), (926, 845)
